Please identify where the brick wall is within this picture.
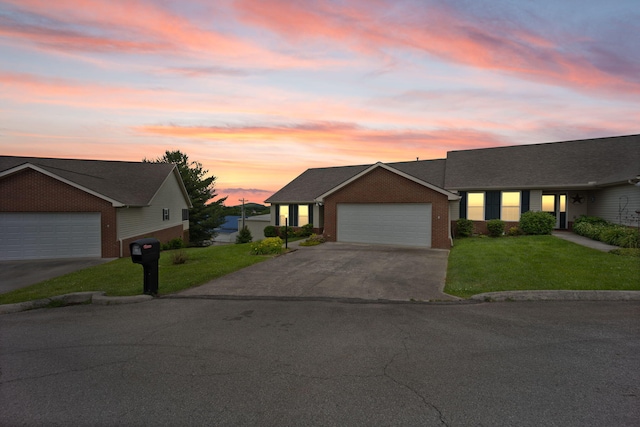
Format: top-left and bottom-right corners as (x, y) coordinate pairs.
(0, 169), (120, 257)
(121, 224), (185, 257)
(323, 167), (451, 249)
(451, 220), (520, 236)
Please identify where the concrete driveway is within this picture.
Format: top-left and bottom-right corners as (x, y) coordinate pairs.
(177, 242), (458, 302)
(0, 258), (113, 294)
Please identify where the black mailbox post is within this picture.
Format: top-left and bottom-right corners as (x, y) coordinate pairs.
(130, 238), (160, 295)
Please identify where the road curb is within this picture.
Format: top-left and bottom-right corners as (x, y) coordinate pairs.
(164, 294), (474, 305)
(0, 291), (153, 315)
(470, 290), (640, 302)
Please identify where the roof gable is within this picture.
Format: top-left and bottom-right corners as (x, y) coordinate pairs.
(265, 159), (449, 203)
(0, 156), (189, 207)
(316, 162), (458, 201)
(265, 164), (370, 203)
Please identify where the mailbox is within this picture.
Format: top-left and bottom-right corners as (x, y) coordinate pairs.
(130, 238), (160, 295)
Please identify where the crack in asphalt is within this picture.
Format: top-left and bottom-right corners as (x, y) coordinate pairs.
(383, 352), (450, 426)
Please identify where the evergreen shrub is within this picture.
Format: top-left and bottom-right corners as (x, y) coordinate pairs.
(456, 218), (474, 237)
(519, 211), (555, 235)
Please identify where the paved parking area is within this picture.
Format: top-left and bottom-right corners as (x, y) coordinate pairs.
(177, 242), (458, 302)
(0, 258), (113, 294)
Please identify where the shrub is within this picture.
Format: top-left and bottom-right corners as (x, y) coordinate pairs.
(297, 223), (314, 238)
(456, 218), (474, 237)
(162, 237), (184, 251)
(519, 211), (555, 235)
(486, 219), (505, 237)
(574, 215), (609, 226)
(573, 216), (639, 248)
(507, 226), (523, 236)
(263, 225), (278, 238)
(617, 228), (639, 248)
(279, 226), (295, 238)
(235, 226), (253, 244)
(251, 237), (284, 255)
(171, 250), (188, 265)
(299, 234), (326, 246)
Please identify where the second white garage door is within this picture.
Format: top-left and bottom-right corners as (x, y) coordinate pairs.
(337, 203), (432, 247)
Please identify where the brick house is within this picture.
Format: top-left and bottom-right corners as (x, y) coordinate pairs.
(0, 156), (192, 260)
(266, 134), (640, 249)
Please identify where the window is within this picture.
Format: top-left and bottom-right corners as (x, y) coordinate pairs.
(162, 208), (170, 221)
(467, 192), (484, 220)
(279, 204), (289, 226)
(298, 205), (309, 226)
(501, 192), (520, 221)
(182, 209), (189, 221)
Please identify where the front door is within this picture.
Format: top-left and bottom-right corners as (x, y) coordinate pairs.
(542, 194), (567, 229)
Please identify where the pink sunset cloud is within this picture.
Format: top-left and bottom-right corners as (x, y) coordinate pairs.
(1, 0), (637, 205)
(134, 122), (507, 162)
(235, 0), (640, 96)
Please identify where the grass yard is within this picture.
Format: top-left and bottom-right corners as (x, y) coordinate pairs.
(0, 243), (271, 305)
(445, 235), (640, 298)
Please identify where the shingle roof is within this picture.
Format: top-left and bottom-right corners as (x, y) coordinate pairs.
(444, 134), (640, 190)
(0, 156), (183, 206)
(265, 164), (370, 203)
(266, 134), (639, 203)
(265, 159), (447, 203)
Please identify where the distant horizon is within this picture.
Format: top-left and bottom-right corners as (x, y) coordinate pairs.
(2, 0), (638, 204)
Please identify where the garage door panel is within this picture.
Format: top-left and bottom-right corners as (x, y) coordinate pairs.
(337, 203), (431, 247)
(0, 213), (101, 260)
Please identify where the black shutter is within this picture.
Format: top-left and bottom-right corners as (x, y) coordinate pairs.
(485, 191), (500, 220)
(459, 191), (467, 219)
(521, 190), (530, 213)
(289, 205), (298, 227)
(308, 204), (314, 226)
(274, 204), (280, 226)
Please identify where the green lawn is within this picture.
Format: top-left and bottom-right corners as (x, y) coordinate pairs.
(2, 236), (638, 305)
(0, 243), (271, 305)
(445, 235), (640, 298)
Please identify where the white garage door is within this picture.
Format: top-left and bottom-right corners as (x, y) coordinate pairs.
(0, 213), (101, 260)
(337, 203), (432, 247)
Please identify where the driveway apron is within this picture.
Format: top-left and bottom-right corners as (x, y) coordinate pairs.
(177, 242), (458, 302)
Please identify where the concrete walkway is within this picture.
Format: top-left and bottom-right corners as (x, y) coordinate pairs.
(552, 231), (619, 252)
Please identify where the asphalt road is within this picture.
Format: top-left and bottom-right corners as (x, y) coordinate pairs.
(1, 300), (638, 426)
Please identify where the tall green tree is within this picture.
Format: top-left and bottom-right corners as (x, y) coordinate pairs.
(146, 150), (227, 244)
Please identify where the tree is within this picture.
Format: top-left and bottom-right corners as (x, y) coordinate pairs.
(235, 226), (253, 244)
(145, 150), (227, 244)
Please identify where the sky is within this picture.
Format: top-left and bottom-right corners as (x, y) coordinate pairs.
(1, 0), (639, 205)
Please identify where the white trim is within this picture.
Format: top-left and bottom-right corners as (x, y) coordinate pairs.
(315, 162), (459, 201)
(0, 163), (125, 207)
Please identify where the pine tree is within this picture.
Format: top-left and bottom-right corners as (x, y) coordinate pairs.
(236, 226), (253, 244)
(146, 150), (227, 244)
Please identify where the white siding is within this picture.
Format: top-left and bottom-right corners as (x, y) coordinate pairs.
(529, 190), (543, 212)
(588, 185), (640, 226)
(567, 191), (588, 222)
(117, 174), (189, 240)
(449, 200), (460, 221)
(237, 215), (270, 240)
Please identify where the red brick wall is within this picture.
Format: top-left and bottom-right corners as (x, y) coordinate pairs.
(323, 167), (451, 249)
(121, 224), (185, 257)
(451, 220), (520, 236)
(0, 169), (120, 257)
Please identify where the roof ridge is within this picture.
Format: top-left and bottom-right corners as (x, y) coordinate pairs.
(447, 133), (640, 154)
